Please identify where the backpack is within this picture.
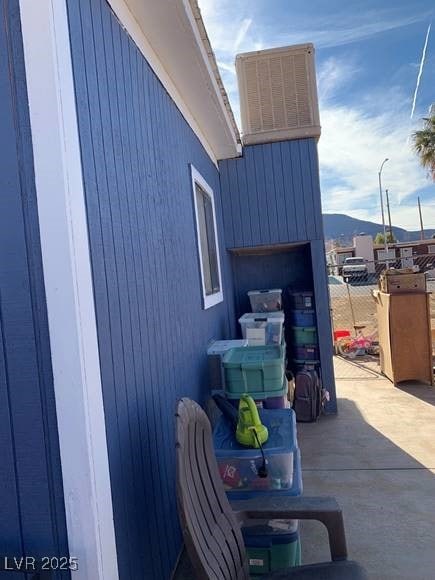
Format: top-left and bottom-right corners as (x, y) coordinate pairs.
(293, 369), (323, 422)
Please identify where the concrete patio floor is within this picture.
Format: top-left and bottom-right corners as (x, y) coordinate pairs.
(298, 367), (435, 579)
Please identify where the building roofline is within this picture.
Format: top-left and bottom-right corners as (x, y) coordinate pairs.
(107, 0), (241, 162)
(188, 0), (241, 146)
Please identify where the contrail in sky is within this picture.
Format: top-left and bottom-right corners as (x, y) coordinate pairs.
(410, 23), (431, 119)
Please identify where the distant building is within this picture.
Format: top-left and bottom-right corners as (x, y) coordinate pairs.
(327, 235), (435, 275)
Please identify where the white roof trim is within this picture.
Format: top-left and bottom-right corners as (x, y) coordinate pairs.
(108, 0), (241, 162)
(186, 0), (241, 145)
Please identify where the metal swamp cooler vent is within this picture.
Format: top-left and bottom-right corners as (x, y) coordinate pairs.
(236, 44), (321, 145)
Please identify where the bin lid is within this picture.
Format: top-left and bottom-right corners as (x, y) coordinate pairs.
(248, 289), (282, 296)
(213, 409), (297, 456)
(239, 312), (285, 323)
(207, 339), (248, 355)
(222, 345), (285, 367)
(242, 525), (299, 546)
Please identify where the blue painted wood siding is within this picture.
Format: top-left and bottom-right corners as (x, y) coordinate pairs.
(66, 0), (234, 577)
(0, 0), (69, 572)
(219, 140), (323, 248)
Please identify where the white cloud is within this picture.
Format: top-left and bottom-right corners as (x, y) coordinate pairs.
(234, 18), (253, 51)
(269, 11), (431, 50)
(317, 57), (360, 103)
(317, 59), (430, 226)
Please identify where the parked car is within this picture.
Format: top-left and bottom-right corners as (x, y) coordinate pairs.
(342, 257), (368, 282)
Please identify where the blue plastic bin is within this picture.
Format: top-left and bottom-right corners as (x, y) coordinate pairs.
(292, 309), (316, 327)
(213, 409), (302, 500)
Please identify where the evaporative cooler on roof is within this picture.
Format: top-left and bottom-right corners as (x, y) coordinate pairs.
(236, 43), (321, 145)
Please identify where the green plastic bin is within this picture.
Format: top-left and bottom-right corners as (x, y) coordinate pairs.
(244, 525), (301, 575)
(223, 345), (285, 398)
(292, 326), (318, 346)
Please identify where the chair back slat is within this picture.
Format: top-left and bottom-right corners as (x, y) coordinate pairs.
(176, 398), (249, 580)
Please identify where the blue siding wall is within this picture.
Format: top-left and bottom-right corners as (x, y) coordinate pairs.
(219, 140), (323, 249)
(66, 0), (234, 577)
(0, 0), (69, 574)
(220, 141), (336, 411)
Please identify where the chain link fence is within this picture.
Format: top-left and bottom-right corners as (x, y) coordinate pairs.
(328, 254), (435, 379)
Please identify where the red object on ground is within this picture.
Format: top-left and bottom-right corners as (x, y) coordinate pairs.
(333, 329), (351, 342)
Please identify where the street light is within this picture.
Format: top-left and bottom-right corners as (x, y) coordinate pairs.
(378, 158), (389, 267)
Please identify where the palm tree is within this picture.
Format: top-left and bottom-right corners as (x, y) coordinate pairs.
(412, 115), (435, 181)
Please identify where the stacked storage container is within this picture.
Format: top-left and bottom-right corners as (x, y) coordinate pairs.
(222, 345), (287, 409)
(212, 290), (301, 574)
(289, 291), (320, 373)
(213, 408), (302, 574)
(227, 289), (287, 409)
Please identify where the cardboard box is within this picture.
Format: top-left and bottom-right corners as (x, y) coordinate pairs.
(379, 272), (426, 294)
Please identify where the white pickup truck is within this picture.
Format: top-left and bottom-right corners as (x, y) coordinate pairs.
(342, 257), (368, 282)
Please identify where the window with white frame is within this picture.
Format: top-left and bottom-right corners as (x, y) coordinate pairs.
(191, 166), (223, 309)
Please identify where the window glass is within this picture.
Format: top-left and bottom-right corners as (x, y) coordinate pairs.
(191, 167), (223, 309)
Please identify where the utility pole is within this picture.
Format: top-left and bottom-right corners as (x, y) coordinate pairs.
(385, 189), (393, 241)
(418, 197), (424, 240)
(378, 158), (389, 267)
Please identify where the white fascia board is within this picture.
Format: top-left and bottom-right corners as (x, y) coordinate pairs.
(107, 0), (217, 164)
(107, 0), (240, 162)
(19, 1), (119, 578)
(181, 0), (240, 152)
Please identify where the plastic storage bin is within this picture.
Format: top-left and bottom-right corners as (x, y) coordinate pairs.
(294, 345), (319, 360)
(292, 326), (318, 346)
(239, 312), (285, 346)
(248, 289), (282, 313)
(263, 395), (288, 409)
(293, 360), (320, 374)
(291, 291), (314, 310)
(207, 339), (248, 390)
(292, 309), (316, 327)
(223, 345), (285, 398)
(213, 408), (302, 499)
(227, 375), (289, 407)
(243, 523), (301, 575)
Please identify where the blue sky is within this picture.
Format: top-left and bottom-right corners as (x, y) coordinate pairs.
(199, 0), (435, 230)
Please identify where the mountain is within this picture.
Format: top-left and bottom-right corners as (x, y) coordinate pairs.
(323, 213), (435, 244)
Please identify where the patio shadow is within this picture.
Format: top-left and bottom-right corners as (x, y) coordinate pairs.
(298, 389), (435, 580)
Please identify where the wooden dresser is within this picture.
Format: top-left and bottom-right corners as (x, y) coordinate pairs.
(373, 290), (433, 386)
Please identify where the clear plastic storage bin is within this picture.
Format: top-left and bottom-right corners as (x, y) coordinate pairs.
(213, 409), (302, 499)
(291, 291), (314, 310)
(239, 312), (285, 345)
(248, 289), (282, 313)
